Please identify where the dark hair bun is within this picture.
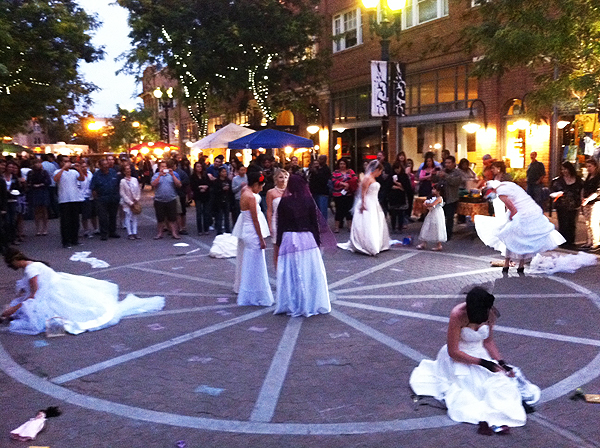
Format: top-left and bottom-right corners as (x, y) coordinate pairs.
(247, 165), (265, 186)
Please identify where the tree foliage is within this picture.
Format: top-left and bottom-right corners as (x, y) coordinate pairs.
(465, 0), (600, 118)
(117, 0), (328, 134)
(107, 106), (159, 152)
(0, 0), (103, 136)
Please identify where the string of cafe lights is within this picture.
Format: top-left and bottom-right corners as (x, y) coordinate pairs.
(0, 47), (50, 95)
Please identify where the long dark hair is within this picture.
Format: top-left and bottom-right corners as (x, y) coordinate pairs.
(466, 287), (495, 324)
(561, 161), (577, 178)
(4, 247), (49, 270)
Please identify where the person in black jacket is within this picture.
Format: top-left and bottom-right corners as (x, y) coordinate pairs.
(212, 166), (233, 234)
(388, 161), (412, 233)
(190, 162), (211, 235)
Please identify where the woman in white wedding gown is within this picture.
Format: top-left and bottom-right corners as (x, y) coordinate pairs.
(338, 160), (390, 256)
(409, 287), (529, 428)
(232, 167), (274, 307)
(1, 248), (165, 335)
(475, 180), (565, 273)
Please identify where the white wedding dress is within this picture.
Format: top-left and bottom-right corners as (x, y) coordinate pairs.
(409, 324), (527, 427)
(338, 182), (390, 256)
(475, 182), (565, 259)
(9, 262), (165, 335)
(232, 193), (274, 307)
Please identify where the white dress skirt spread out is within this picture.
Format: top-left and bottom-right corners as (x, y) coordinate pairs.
(274, 232), (331, 317)
(409, 324), (526, 427)
(418, 198), (447, 243)
(232, 193), (274, 306)
(475, 182), (565, 259)
(337, 182), (390, 255)
(9, 262), (165, 335)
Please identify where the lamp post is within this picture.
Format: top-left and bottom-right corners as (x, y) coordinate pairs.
(362, 0), (404, 156)
(153, 87), (174, 144)
(462, 99), (488, 134)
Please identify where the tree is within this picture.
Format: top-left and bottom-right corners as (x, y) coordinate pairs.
(0, 0), (103, 136)
(107, 106), (159, 152)
(117, 0), (328, 137)
(465, 0), (600, 118)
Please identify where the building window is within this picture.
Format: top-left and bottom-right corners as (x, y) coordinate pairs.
(403, 0), (448, 28)
(332, 86), (371, 123)
(405, 64), (477, 115)
(332, 9), (362, 53)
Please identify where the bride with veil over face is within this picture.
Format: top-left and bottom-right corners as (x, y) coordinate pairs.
(337, 160), (391, 256)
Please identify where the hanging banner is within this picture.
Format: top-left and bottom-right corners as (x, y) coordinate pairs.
(391, 62), (406, 117)
(371, 61), (388, 117)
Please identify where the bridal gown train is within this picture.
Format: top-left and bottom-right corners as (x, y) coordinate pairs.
(337, 182), (390, 256)
(8, 262), (165, 335)
(232, 193), (274, 306)
(409, 324), (527, 427)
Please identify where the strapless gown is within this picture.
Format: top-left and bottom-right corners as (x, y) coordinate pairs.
(409, 325), (526, 427)
(232, 194), (274, 306)
(337, 182), (390, 255)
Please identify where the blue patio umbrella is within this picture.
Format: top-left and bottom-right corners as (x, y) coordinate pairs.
(228, 128), (313, 150)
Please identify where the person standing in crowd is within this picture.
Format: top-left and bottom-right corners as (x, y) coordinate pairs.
(274, 175), (331, 317)
(491, 160), (512, 181)
(331, 158), (357, 233)
(526, 151), (546, 207)
(338, 160), (390, 256)
(581, 158), (600, 251)
(190, 161), (211, 235)
(151, 159), (181, 240)
(388, 161), (412, 233)
(418, 154), (438, 198)
(405, 158), (416, 220)
(212, 166), (233, 235)
(0, 161), (7, 253)
(266, 168), (289, 239)
(53, 158), (84, 248)
(286, 155), (304, 177)
(308, 154), (332, 220)
(458, 158), (478, 190)
(475, 180), (565, 273)
(41, 154), (59, 219)
(551, 161), (582, 248)
(231, 164), (247, 225)
(436, 155), (462, 240)
(258, 155), (275, 215)
(376, 151), (393, 216)
(26, 158), (51, 236)
(2, 160), (23, 245)
(90, 158), (121, 241)
(174, 161), (190, 235)
(233, 166), (273, 307)
(79, 160), (98, 238)
(119, 163), (142, 240)
(140, 157), (153, 190)
(477, 154), (495, 187)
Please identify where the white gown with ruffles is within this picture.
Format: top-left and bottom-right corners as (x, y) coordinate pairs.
(409, 324), (526, 427)
(419, 198), (447, 243)
(274, 232), (331, 317)
(9, 262), (165, 335)
(232, 193), (274, 307)
(475, 182), (565, 258)
(337, 182), (390, 255)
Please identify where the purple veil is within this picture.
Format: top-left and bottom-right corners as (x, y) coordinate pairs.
(276, 175), (337, 254)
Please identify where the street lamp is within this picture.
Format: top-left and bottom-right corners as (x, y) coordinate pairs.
(153, 86), (174, 144)
(362, 0), (404, 155)
(462, 99), (488, 134)
(87, 121), (103, 152)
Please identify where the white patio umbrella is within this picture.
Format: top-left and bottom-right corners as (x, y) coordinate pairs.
(191, 123), (255, 150)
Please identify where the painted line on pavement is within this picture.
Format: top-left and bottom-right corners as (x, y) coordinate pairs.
(331, 309), (428, 362)
(332, 267), (498, 294)
(127, 265), (233, 288)
(121, 291), (237, 298)
(250, 318), (303, 422)
(122, 304), (238, 319)
(50, 307), (273, 385)
(339, 293), (586, 300)
(327, 252), (418, 290)
(530, 413), (600, 448)
(335, 300), (600, 347)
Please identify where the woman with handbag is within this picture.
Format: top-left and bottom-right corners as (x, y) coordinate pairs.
(119, 164), (142, 240)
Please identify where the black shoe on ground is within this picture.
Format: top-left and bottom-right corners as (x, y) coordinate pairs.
(109, 234), (120, 238)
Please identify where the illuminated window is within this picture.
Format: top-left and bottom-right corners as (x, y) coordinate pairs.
(403, 0), (448, 28)
(332, 9), (362, 53)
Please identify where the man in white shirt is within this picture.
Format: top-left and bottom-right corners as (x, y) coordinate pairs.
(54, 158), (85, 248)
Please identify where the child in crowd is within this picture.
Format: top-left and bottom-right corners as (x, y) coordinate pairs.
(416, 184), (447, 251)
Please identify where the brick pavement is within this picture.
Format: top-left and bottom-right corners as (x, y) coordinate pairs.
(0, 192), (599, 448)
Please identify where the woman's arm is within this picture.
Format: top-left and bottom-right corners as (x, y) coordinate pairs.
(119, 180), (133, 206)
(499, 195), (517, 219)
(266, 189), (275, 230)
(249, 195), (266, 249)
(360, 177), (372, 212)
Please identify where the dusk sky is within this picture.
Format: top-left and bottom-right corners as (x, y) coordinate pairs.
(77, 0), (142, 118)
